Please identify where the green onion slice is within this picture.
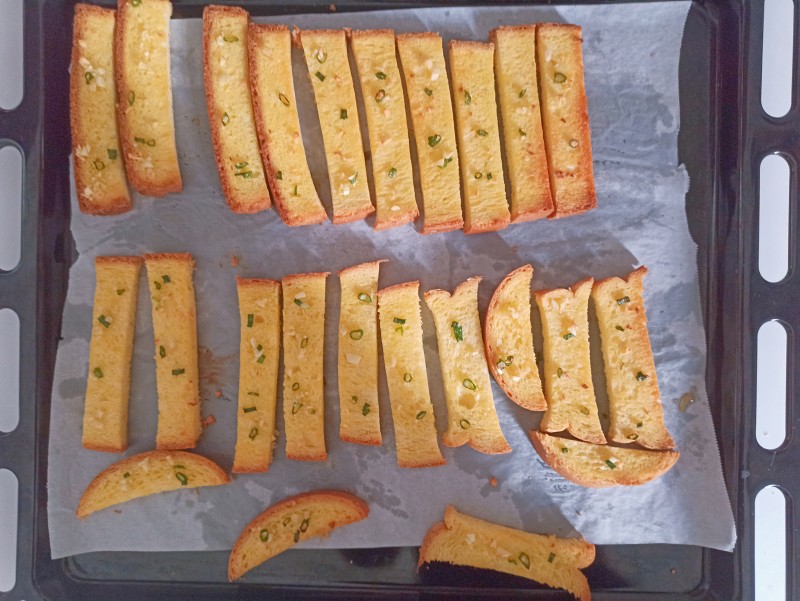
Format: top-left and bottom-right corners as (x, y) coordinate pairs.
(463, 379), (476, 390)
(451, 321), (463, 342)
(349, 329), (364, 340)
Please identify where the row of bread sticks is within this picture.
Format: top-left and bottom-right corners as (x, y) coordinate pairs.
(71, 2), (596, 234)
(83, 255), (677, 486)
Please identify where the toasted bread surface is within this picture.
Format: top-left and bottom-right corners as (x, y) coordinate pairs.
(448, 41), (510, 234)
(377, 281), (445, 467)
(419, 505), (594, 601)
(338, 261), (383, 445)
(233, 278), (282, 473)
(491, 26), (554, 222)
(282, 272), (329, 461)
(71, 4), (131, 215)
(424, 277), (510, 454)
(76, 450), (229, 518)
(484, 264), (546, 411)
(530, 431), (679, 488)
(203, 6), (270, 214)
(228, 490), (369, 580)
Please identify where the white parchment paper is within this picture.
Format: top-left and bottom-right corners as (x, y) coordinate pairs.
(48, 2), (737, 559)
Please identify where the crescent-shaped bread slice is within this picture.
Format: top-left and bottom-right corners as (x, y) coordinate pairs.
(76, 450), (229, 518)
(419, 505), (594, 601)
(484, 264), (546, 411)
(228, 490), (369, 580)
(530, 431), (679, 488)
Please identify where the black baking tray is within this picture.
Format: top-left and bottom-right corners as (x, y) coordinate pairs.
(0, 0), (782, 598)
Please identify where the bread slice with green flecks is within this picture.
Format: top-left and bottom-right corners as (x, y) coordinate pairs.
(424, 277), (510, 454)
(203, 5), (270, 214)
(233, 278), (281, 473)
(591, 267), (674, 450)
(76, 450), (229, 518)
(228, 490), (368, 580)
(419, 505), (594, 601)
(530, 431), (679, 488)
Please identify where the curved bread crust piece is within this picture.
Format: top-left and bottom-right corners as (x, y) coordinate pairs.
(248, 24), (327, 226)
(115, 0), (182, 197)
(298, 29), (373, 224)
(485, 265), (546, 411)
(530, 431), (679, 488)
(449, 41), (510, 234)
(419, 505), (594, 601)
(76, 450), (229, 518)
(424, 277), (510, 454)
(233, 278), (281, 473)
(145, 253), (201, 450)
(203, 6), (270, 214)
(282, 272), (329, 461)
(338, 262), (383, 446)
(536, 24), (595, 218)
(349, 30), (418, 230)
(396, 33), (463, 234)
(592, 267), (674, 450)
(491, 26), (553, 223)
(83, 256), (143, 452)
(378, 282), (445, 467)
(71, 4), (131, 215)
(228, 490), (369, 580)
(535, 278), (606, 444)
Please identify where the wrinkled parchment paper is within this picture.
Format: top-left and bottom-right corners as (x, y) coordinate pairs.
(48, 2), (736, 559)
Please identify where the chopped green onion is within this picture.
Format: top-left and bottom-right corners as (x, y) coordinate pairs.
(617, 296), (631, 305)
(247, 314), (254, 328)
(234, 171), (253, 179)
(475, 172), (483, 179)
(520, 552), (531, 568)
(279, 93), (290, 106)
(375, 89), (386, 102)
(315, 49), (327, 63)
(569, 139), (579, 148)
(486, 172), (493, 180)
(553, 72), (567, 83)
(605, 459), (617, 470)
(292, 401), (303, 414)
(351, 395), (358, 403)
(439, 156), (452, 169)
(579, 406), (590, 415)
(98, 315), (111, 328)
(477, 129), (488, 137)
(176, 472), (188, 485)
(154, 280), (162, 290)
(519, 88), (527, 98)
(358, 293), (372, 303)
(116, 289), (125, 295)
(557, 367), (564, 378)
(291, 184), (299, 197)
(93, 367), (103, 378)
(107, 149), (118, 160)
(128, 91), (135, 105)
(375, 71), (387, 80)
(388, 167), (397, 178)
(159, 345), (166, 358)
(85, 72), (94, 84)
(416, 411), (426, 420)
(636, 421), (643, 428)
(362, 403), (370, 416)
(162, 275), (170, 283)
(283, 517), (292, 526)
(172, 368), (185, 376)
(223, 34), (239, 42)
(276, 171), (283, 180)
(260, 529), (270, 542)
(131, 0), (142, 6)
(463, 379), (476, 390)
(315, 71), (326, 82)
(257, 355), (265, 364)
(459, 418), (471, 429)
(403, 373), (412, 383)
(294, 298), (303, 307)
(243, 406), (257, 413)
(635, 371), (648, 381)
(222, 112), (230, 126)
(615, 325), (625, 331)
(135, 136), (146, 144)
(464, 90), (472, 105)
(235, 161), (249, 169)
(249, 427), (259, 440)
(424, 87), (433, 96)
(428, 134), (441, 147)
(563, 332), (575, 340)
(247, 391), (259, 397)
(300, 337), (308, 348)
(627, 433), (639, 440)
(293, 531), (300, 543)
(561, 447), (569, 454)
(292, 382), (300, 391)
(547, 552), (556, 563)
(256, 344), (263, 351)
(393, 317), (406, 324)
(340, 108), (348, 120)
(451, 321), (463, 342)
(123, 472), (130, 478)
(350, 329), (364, 340)
(349, 173), (358, 185)
(519, 128), (527, 136)
(146, 139), (156, 147)
(300, 518), (310, 532)
(94, 160), (105, 171)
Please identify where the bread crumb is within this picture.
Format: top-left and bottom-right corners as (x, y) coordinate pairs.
(231, 255), (239, 267)
(202, 414), (217, 429)
(214, 390), (222, 398)
(489, 476), (498, 487)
